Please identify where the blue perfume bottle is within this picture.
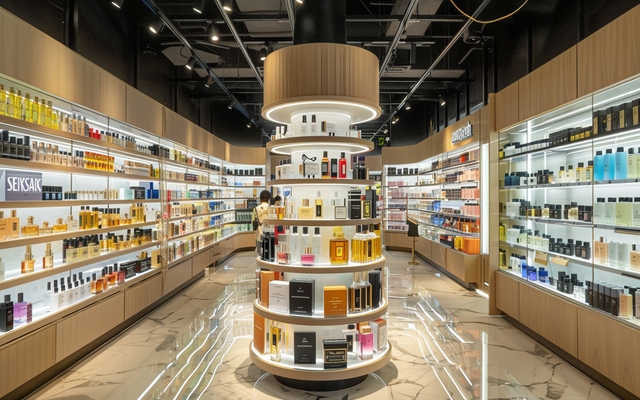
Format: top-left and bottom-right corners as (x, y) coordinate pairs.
(528, 266), (538, 281)
(604, 149), (615, 180)
(594, 150), (604, 181)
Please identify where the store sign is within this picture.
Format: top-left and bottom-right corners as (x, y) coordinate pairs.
(451, 122), (473, 145)
(0, 170), (42, 201)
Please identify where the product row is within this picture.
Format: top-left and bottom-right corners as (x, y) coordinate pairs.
(257, 271), (383, 316)
(254, 316), (387, 367)
(269, 189), (378, 220)
(504, 198), (640, 227)
(386, 149), (479, 176)
(259, 225), (382, 266)
(274, 153), (370, 180)
(270, 118), (363, 139)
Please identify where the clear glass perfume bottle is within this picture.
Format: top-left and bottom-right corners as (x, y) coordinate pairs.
(289, 226), (300, 263)
(312, 227), (321, 261)
(349, 272), (363, 313)
(21, 216), (39, 237)
(43, 243), (54, 269)
(329, 227), (349, 265)
(270, 321), (283, 362)
(21, 245), (35, 274)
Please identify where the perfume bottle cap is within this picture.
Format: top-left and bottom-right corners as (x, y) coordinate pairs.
(17, 293), (23, 303)
(315, 227), (320, 235)
(4, 295), (10, 303)
(303, 199), (309, 207)
(11, 210), (17, 218)
(606, 149), (613, 154)
(47, 281), (51, 291)
(617, 147), (625, 152)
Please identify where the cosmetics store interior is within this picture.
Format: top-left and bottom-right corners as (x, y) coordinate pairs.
(1, 0), (640, 399)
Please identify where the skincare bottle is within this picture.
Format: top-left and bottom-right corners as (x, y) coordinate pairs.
(628, 148), (638, 179)
(565, 165), (576, 183)
(616, 147), (628, 179)
(609, 241), (619, 267)
(619, 289), (633, 319)
(616, 197), (632, 227)
(586, 160), (593, 181)
(577, 163), (587, 182)
(605, 198), (616, 225)
(310, 115), (318, 134)
(604, 149), (615, 180)
(594, 150), (604, 180)
(618, 242), (631, 270)
(43, 281), (52, 308)
(300, 115), (308, 135)
(558, 166), (565, 183)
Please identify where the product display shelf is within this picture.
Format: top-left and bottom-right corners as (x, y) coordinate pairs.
(164, 230), (252, 269)
(415, 159), (480, 175)
(417, 209), (481, 219)
(254, 299), (387, 326)
(266, 136), (374, 155)
(0, 220), (157, 250)
(497, 74), (640, 343)
(0, 240), (159, 292)
(166, 210), (233, 222)
(0, 199), (161, 208)
(249, 342), (393, 381)
(262, 217), (381, 227)
(498, 270), (640, 331)
(0, 266), (162, 347)
(256, 256), (386, 274)
(267, 178), (375, 187)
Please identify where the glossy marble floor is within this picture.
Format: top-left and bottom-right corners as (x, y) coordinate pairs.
(27, 251), (619, 400)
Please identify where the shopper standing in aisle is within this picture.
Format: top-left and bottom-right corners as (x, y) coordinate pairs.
(254, 190), (271, 254)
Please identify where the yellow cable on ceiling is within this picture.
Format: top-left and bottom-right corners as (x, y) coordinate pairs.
(450, 0), (529, 24)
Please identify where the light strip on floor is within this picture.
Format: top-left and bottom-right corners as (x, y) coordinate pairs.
(475, 289), (489, 298)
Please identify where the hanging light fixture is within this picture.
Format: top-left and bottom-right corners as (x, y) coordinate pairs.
(259, 48), (268, 61)
(439, 95), (446, 106)
(204, 75), (215, 88)
(207, 23), (219, 41)
(193, 0), (205, 13)
(149, 20), (164, 34)
(405, 104), (411, 110)
(228, 100), (235, 109)
(185, 56), (196, 70)
(112, 0), (124, 8)
(247, 121), (252, 128)
(222, 0), (233, 12)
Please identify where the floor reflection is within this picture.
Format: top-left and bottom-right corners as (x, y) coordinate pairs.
(27, 252), (618, 400)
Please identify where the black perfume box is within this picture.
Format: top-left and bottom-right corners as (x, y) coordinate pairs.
(349, 201), (361, 219)
(294, 332), (316, 364)
(139, 257), (151, 273)
(289, 278), (315, 316)
(368, 271), (381, 308)
(323, 339), (347, 369)
(130, 186), (146, 200)
(632, 100), (640, 126)
(121, 260), (137, 279)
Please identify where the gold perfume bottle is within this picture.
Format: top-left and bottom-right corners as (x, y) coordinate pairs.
(269, 321), (283, 362)
(40, 221), (53, 235)
(21, 216), (40, 237)
(315, 191), (323, 219)
(8, 210), (20, 239)
(298, 199), (314, 219)
(43, 243), (54, 269)
(0, 211), (8, 241)
(330, 227), (349, 265)
(22, 245), (35, 274)
(67, 215), (79, 231)
(53, 218), (67, 232)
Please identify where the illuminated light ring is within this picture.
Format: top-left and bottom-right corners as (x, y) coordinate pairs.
(266, 136), (374, 155)
(262, 97), (381, 125)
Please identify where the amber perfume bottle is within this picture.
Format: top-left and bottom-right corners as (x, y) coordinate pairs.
(21, 245), (35, 274)
(329, 227), (349, 265)
(53, 218), (67, 232)
(21, 216), (39, 237)
(270, 321), (283, 362)
(43, 243), (54, 269)
(40, 221), (53, 235)
(0, 211), (8, 241)
(315, 191), (323, 219)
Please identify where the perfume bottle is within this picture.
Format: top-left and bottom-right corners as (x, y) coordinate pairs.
(330, 227), (349, 265)
(43, 243), (54, 269)
(339, 152), (347, 179)
(53, 218), (67, 232)
(359, 325), (373, 360)
(616, 197), (632, 226)
(298, 199), (314, 219)
(301, 246), (315, 266)
(343, 324), (359, 358)
(604, 149), (615, 180)
(21, 216), (40, 237)
(8, 210), (20, 238)
(310, 114), (318, 134)
(270, 321), (283, 362)
(348, 272), (363, 313)
(21, 245), (35, 274)
(577, 163), (587, 182)
(616, 147), (628, 179)
(312, 227), (321, 260)
(300, 115), (308, 135)
(628, 148), (638, 179)
(0, 211), (7, 241)
(605, 198), (616, 225)
(67, 215), (79, 231)
(321, 151), (330, 178)
(315, 191), (323, 219)
(40, 221), (53, 235)
(13, 293), (28, 326)
(289, 226), (300, 263)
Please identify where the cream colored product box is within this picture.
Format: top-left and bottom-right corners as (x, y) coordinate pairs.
(370, 318), (387, 353)
(269, 280), (290, 313)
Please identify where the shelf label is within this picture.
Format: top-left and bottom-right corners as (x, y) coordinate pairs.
(451, 122), (473, 145)
(0, 170), (42, 201)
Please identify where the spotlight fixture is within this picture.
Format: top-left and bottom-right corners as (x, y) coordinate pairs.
(391, 117), (398, 124)
(193, 0), (205, 13)
(222, 0), (232, 12)
(259, 48), (268, 61)
(204, 75), (214, 88)
(247, 122), (252, 128)
(228, 100), (235, 109)
(439, 96), (446, 106)
(185, 56), (196, 70)
(296, 0), (303, 3)
(112, 0), (124, 8)
(149, 20), (164, 34)
(207, 24), (219, 41)
(405, 104), (411, 110)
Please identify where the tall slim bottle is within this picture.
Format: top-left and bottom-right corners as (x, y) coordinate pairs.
(289, 226), (300, 263)
(312, 227), (321, 261)
(615, 147), (628, 179)
(604, 149), (615, 180)
(594, 150), (605, 180)
(269, 321), (282, 362)
(321, 151), (330, 178)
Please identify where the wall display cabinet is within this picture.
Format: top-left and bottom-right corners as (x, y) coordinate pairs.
(0, 72), (264, 398)
(253, 117), (390, 386)
(384, 142), (482, 255)
(497, 74), (640, 397)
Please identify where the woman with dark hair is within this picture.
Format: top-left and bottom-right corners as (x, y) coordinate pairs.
(254, 190), (272, 254)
